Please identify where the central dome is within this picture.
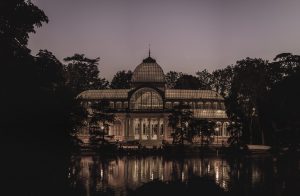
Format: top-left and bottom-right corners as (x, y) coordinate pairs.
(131, 56), (165, 83)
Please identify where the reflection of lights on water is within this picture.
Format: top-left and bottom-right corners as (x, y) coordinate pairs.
(215, 166), (219, 182)
(75, 156), (234, 194)
(100, 169), (103, 179)
(222, 180), (227, 190)
(273, 166), (278, 175)
(252, 168), (260, 184)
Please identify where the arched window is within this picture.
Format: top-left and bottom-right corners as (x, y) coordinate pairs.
(165, 102), (172, 109)
(130, 88), (163, 110)
(222, 122), (230, 136)
(213, 102), (218, 110)
(220, 102), (225, 110)
(123, 101), (128, 108)
(197, 101), (203, 109)
(109, 101), (115, 109)
(205, 102), (211, 109)
(215, 121), (222, 136)
(116, 101), (122, 109)
(189, 102), (194, 109)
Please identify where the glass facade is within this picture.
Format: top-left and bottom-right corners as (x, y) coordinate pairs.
(78, 55), (230, 145)
(133, 118), (164, 140)
(130, 88), (163, 110)
(131, 61), (165, 83)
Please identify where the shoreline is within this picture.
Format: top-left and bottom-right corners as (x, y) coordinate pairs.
(73, 144), (298, 158)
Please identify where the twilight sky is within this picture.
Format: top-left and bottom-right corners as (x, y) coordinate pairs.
(28, 0), (300, 80)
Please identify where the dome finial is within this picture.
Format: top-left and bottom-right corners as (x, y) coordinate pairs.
(142, 45), (156, 63)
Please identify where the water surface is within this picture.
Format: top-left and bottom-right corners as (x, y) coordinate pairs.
(68, 155), (300, 196)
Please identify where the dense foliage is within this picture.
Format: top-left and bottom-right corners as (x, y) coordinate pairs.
(165, 55), (300, 149)
(110, 70), (132, 89)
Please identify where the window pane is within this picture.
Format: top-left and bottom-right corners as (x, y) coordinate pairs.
(130, 88), (163, 110)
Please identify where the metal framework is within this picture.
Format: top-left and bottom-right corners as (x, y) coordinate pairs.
(77, 55), (230, 145)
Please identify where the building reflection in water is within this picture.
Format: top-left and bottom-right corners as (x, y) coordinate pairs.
(68, 155), (293, 196)
(69, 156), (237, 195)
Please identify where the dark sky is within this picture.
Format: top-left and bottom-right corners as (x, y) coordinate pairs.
(28, 0), (300, 80)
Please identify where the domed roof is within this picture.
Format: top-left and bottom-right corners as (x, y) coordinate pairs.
(131, 56), (165, 83)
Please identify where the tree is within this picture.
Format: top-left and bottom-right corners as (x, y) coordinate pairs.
(226, 58), (269, 145)
(265, 55), (300, 150)
(64, 54), (109, 94)
(186, 118), (201, 143)
(89, 100), (115, 147)
(168, 103), (193, 145)
(198, 120), (216, 147)
(0, 0), (48, 52)
(35, 50), (65, 89)
(174, 74), (205, 90)
(196, 69), (213, 90)
(227, 121), (243, 147)
(165, 71), (182, 89)
(273, 53), (300, 75)
(110, 70), (132, 89)
(225, 54), (300, 147)
(211, 66), (234, 97)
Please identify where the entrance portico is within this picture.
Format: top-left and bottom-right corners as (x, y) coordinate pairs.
(125, 113), (168, 146)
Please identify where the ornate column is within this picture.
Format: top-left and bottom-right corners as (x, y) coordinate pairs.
(125, 117), (129, 138)
(121, 118), (125, 138)
(148, 118), (151, 141)
(163, 116), (167, 140)
(139, 118), (142, 141)
(129, 117), (134, 140)
(158, 117), (162, 140)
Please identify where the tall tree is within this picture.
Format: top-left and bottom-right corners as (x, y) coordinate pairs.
(165, 71), (182, 89)
(188, 118), (215, 145)
(227, 121), (243, 147)
(211, 66), (234, 97)
(225, 54), (300, 147)
(35, 50), (87, 134)
(198, 120), (216, 147)
(0, 0), (48, 52)
(64, 54), (109, 94)
(267, 71), (300, 150)
(0, 2), (87, 194)
(226, 58), (269, 145)
(89, 100), (115, 147)
(196, 69), (213, 90)
(263, 53), (300, 150)
(110, 70), (132, 89)
(273, 53), (300, 75)
(168, 103), (193, 145)
(174, 74), (205, 90)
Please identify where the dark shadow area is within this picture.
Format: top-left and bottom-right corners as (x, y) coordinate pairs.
(129, 176), (227, 196)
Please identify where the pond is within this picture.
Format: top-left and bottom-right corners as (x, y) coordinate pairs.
(68, 154), (300, 196)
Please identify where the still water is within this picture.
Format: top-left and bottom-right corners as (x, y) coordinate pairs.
(68, 155), (300, 196)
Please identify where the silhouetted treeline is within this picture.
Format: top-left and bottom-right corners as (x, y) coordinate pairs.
(164, 55), (300, 149)
(0, 1), (107, 195)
